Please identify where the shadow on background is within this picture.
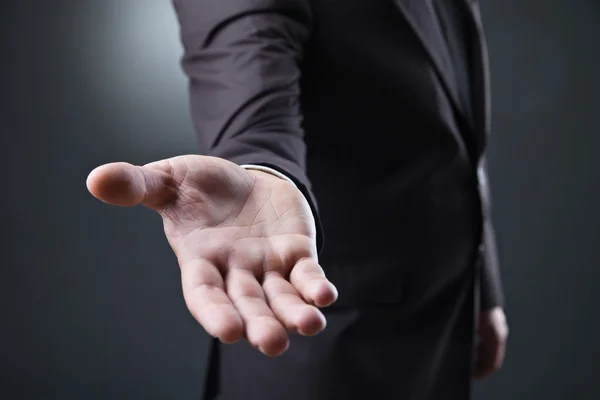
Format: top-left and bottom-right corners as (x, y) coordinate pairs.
(1, 1), (599, 399)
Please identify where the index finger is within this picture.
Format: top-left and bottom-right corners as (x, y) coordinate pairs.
(180, 258), (244, 344)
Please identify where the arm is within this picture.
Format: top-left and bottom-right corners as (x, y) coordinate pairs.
(474, 161), (508, 379)
(172, 0), (323, 249)
(87, 0), (337, 356)
(477, 160), (504, 310)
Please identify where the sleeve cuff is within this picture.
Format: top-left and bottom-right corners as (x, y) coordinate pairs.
(240, 164), (298, 188)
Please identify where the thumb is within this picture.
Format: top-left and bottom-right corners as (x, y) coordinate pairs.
(87, 162), (176, 209)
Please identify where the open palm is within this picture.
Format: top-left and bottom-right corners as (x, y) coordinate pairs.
(87, 155), (337, 356)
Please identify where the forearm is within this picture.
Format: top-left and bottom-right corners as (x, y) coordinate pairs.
(173, 0), (311, 178)
(478, 160), (505, 310)
(480, 218), (504, 310)
(173, 0), (323, 249)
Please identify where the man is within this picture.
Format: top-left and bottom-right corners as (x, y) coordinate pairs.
(87, 0), (508, 398)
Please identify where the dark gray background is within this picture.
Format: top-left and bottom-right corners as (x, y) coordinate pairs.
(1, 1), (598, 399)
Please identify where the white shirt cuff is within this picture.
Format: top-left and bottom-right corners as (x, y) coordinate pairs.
(240, 164), (297, 188)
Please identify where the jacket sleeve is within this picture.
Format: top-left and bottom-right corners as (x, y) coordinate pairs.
(478, 160), (505, 310)
(172, 0), (323, 250)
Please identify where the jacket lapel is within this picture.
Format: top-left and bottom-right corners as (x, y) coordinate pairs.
(391, 0), (468, 125)
(392, 0), (490, 159)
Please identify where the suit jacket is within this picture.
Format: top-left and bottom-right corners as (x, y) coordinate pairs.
(172, 0), (503, 311)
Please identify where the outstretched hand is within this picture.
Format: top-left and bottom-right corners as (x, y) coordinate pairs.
(87, 155), (338, 356)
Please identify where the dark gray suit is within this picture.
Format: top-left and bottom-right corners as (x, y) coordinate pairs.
(172, 0), (504, 398)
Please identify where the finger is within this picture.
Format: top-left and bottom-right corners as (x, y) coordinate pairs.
(262, 271), (326, 336)
(473, 339), (504, 380)
(86, 161), (176, 209)
(180, 258), (244, 344)
(472, 342), (490, 380)
(492, 338), (507, 371)
(226, 268), (289, 356)
(473, 362), (494, 380)
(289, 258), (338, 307)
